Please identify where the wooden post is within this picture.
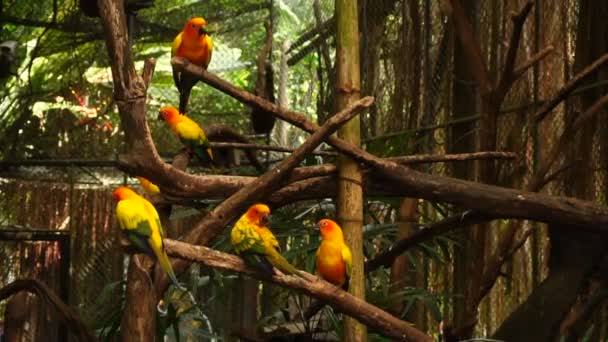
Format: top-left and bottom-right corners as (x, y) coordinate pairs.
(335, 0), (366, 340)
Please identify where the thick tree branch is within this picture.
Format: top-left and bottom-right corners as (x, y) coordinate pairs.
(162, 239), (433, 342)
(158, 97), (374, 293)
(535, 53), (608, 122)
(172, 57), (608, 230)
(448, 0), (492, 97)
(0, 279), (96, 341)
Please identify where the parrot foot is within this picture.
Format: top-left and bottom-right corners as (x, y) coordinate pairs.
(156, 299), (168, 316)
(461, 210), (473, 221)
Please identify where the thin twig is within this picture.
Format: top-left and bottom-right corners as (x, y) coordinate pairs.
(211, 142), (336, 156)
(513, 46), (554, 80)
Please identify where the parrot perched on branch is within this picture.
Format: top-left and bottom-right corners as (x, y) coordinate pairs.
(136, 176), (160, 195)
(315, 219), (352, 289)
(231, 204), (300, 276)
(112, 186), (182, 289)
(172, 17), (213, 114)
(158, 106), (213, 162)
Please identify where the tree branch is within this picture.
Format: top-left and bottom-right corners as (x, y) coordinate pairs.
(448, 0), (492, 97)
(162, 239), (433, 342)
(496, 1), (534, 100)
(0, 279), (96, 341)
(365, 211), (495, 272)
(158, 96), (374, 293)
(171, 57), (608, 230)
(211, 142), (336, 156)
(512, 45), (555, 80)
(535, 53), (608, 122)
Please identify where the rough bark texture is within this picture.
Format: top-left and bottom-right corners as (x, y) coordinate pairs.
(493, 1), (608, 339)
(162, 239), (434, 342)
(173, 57), (608, 230)
(335, 0), (366, 340)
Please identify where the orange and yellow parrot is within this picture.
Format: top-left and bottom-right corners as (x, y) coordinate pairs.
(230, 204), (300, 276)
(113, 186), (182, 289)
(316, 219), (352, 289)
(136, 176), (160, 195)
(158, 106), (213, 161)
(172, 17), (213, 114)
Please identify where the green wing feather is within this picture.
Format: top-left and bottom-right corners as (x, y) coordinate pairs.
(176, 118), (213, 160)
(116, 197), (182, 289)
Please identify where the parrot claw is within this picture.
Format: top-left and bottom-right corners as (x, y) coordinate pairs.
(157, 300), (168, 316)
(461, 210), (473, 221)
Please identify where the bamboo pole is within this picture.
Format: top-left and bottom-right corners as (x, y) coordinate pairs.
(335, 0), (366, 340)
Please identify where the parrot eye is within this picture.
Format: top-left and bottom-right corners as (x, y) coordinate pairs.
(191, 24), (196, 29)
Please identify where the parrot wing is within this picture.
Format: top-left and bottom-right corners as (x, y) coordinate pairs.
(341, 245), (352, 290)
(116, 199), (155, 255)
(257, 226), (281, 252)
(341, 245), (352, 278)
(257, 225), (304, 277)
(175, 118), (213, 160)
(202, 35), (213, 69)
(230, 218), (266, 255)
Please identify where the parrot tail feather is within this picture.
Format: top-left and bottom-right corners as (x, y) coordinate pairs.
(267, 249), (305, 278)
(193, 145), (215, 164)
(179, 86), (192, 114)
(157, 251), (185, 290)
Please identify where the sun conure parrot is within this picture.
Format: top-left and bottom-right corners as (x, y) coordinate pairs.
(136, 176), (160, 195)
(230, 204), (300, 276)
(316, 219), (352, 289)
(172, 16), (213, 114)
(112, 186), (182, 289)
(158, 106), (213, 162)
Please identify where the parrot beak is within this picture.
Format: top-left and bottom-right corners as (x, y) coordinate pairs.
(199, 25), (208, 36)
(260, 214), (272, 226)
(157, 112), (165, 121)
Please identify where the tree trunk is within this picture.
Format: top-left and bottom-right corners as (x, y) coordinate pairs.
(120, 256), (157, 342)
(389, 198), (421, 324)
(493, 1), (608, 339)
(449, 0), (476, 329)
(335, 0), (365, 340)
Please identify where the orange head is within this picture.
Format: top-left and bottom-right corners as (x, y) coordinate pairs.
(158, 106), (180, 123)
(318, 219), (344, 241)
(245, 204), (271, 226)
(183, 17), (209, 38)
(112, 186), (138, 201)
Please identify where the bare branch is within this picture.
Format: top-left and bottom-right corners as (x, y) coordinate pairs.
(171, 57), (608, 230)
(535, 53), (608, 122)
(448, 0), (492, 97)
(162, 239), (433, 342)
(365, 211), (494, 272)
(158, 97), (374, 293)
(513, 46), (555, 80)
(211, 142), (336, 156)
(389, 151), (517, 164)
(0, 279), (97, 341)
(496, 1), (534, 99)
